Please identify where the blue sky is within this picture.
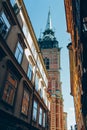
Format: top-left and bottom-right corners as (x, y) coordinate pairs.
(24, 0), (75, 129)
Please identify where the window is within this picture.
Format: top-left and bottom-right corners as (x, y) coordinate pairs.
(44, 96), (47, 105)
(0, 12), (10, 38)
(44, 57), (49, 69)
(33, 101), (38, 121)
(21, 89), (29, 116)
(10, 0), (15, 6)
(27, 64), (33, 80)
(52, 79), (56, 94)
(39, 88), (43, 98)
(43, 113), (46, 127)
(15, 42), (23, 64)
(35, 75), (39, 91)
(39, 108), (42, 125)
(2, 71), (17, 105)
(10, 1), (19, 14)
(83, 17), (87, 32)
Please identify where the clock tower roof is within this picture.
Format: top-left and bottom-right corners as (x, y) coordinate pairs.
(38, 9), (59, 49)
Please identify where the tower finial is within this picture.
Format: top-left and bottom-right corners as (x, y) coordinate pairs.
(45, 8), (52, 30)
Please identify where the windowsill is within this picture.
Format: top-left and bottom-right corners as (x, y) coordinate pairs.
(21, 112), (28, 118)
(1, 99), (13, 109)
(32, 119), (37, 123)
(39, 124), (43, 127)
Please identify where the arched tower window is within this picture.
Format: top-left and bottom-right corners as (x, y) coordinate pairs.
(44, 57), (49, 69)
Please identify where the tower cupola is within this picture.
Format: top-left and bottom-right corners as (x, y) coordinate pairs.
(38, 9), (59, 49)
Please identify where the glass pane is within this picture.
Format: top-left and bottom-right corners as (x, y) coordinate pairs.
(35, 76), (39, 91)
(18, 43), (23, 53)
(15, 42), (23, 64)
(43, 113), (46, 127)
(33, 101), (37, 121)
(2, 72), (17, 106)
(21, 90), (29, 115)
(34, 101), (37, 108)
(0, 12), (10, 38)
(39, 108), (42, 125)
(10, 0), (16, 6)
(18, 53), (22, 63)
(2, 82), (15, 105)
(27, 64), (32, 80)
(2, 12), (10, 29)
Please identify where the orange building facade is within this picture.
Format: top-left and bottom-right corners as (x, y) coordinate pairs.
(64, 0), (87, 129)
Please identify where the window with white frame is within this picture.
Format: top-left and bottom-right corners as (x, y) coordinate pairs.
(15, 42), (23, 64)
(43, 112), (46, 127)
(0, 12), (10, 38)
(35, 75), (39, 91)
(33, 101), (38, 121)
(27, 64), (33, 81)
(39, 108), (42, 125)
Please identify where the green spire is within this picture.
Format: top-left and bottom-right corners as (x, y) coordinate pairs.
(45, 9), (52, 30)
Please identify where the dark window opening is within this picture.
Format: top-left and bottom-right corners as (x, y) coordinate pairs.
(44, 57), (49, 69)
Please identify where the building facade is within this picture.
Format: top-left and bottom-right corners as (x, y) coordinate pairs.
(64, 0), (87, 129)
(38, 10), (64, 130)
(0, 0), (50, 130)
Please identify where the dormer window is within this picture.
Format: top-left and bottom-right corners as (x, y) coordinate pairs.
(0, 12), (10, 38)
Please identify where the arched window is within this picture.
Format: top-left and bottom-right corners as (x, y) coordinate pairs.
(44, 57), (49, 69)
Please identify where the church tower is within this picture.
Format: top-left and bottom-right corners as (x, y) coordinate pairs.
(38, 10), (64, 130)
